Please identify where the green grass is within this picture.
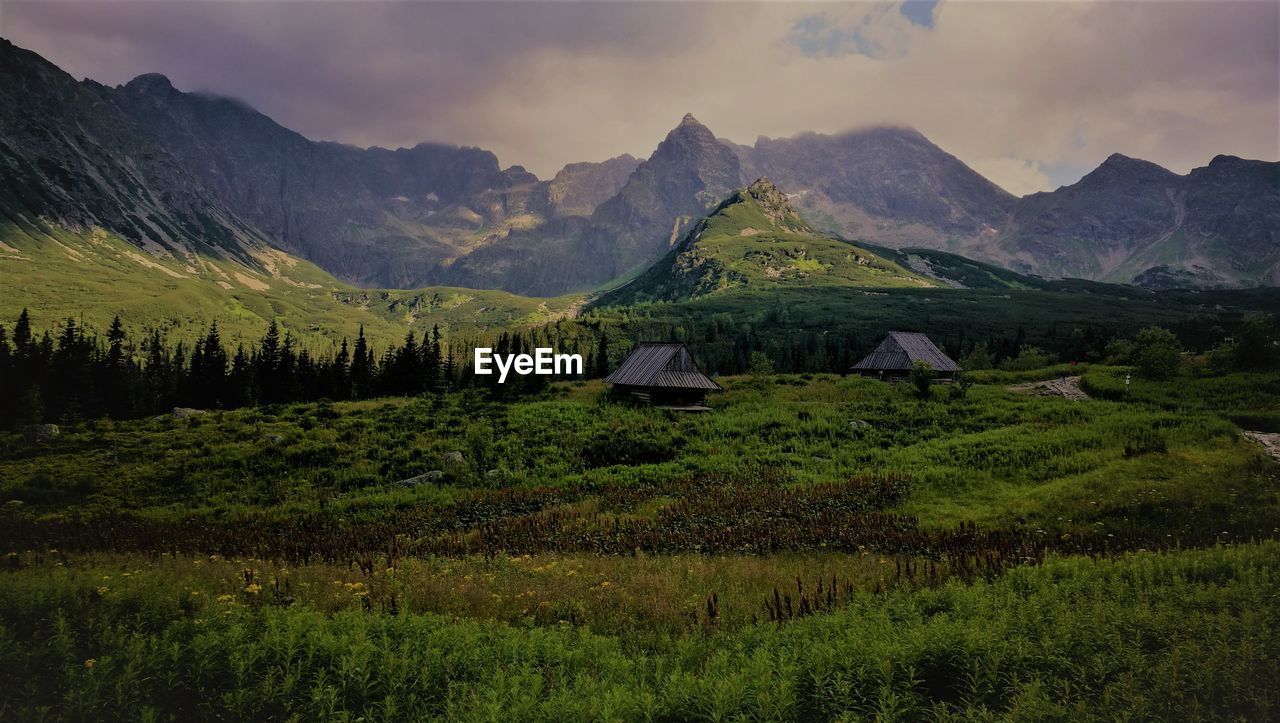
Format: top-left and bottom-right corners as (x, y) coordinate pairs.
(0, 221), (581, 349)
(2, 368), (1278, 719)
(0, 543), (1274, 720)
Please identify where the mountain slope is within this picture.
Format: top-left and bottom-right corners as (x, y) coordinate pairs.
(0, 41), (577, 345)
(0, 38), (266, 267)
(112, 73), (542, 288)
(5, 39), (1276, 294)
(597, 178), (938, 305)
(441, 114), (744, 295)
(732, 127), (1016, 248)
(0, 218), (579, 349)
(995, 154), (1280, 286)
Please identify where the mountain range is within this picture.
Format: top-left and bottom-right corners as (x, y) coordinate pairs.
(2, 37), (1277, 301)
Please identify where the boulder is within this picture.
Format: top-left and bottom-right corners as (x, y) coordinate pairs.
(23, 424), (59, 443)
(443, 451), (466, 466)
(171, 407), (206, 419)
(397, 470), (444, 486)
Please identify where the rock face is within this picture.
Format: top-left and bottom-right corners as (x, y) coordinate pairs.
(112, 74), (534, 287)
(0, 39), (267, 264)
(546, 155), (641, 217)
(995, 154), (1280, 286)
(732, 126), (1016, 245)
(441, 114), (745, 295)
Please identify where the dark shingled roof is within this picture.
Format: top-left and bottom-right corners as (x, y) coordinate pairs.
(604, 343), (722, 390)
(852, 332), (960, 373)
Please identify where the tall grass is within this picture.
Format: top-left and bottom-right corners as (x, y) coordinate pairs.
(0, 543), (1274, 721)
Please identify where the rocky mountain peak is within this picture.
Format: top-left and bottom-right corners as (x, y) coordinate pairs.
(743, 177), (801, 225)
(1083, 153), (1178, 185)
(123, 73), (177, 94)
(665, 113), (716, 143)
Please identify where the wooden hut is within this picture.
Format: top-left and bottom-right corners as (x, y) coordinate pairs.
(851, 331), (960, 381)
(604, 342), (722, 409)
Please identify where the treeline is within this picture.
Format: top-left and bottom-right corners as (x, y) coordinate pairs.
(0, 311), (595, 427)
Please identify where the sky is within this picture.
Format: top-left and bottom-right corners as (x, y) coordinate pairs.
(2, 0), (1276, 196)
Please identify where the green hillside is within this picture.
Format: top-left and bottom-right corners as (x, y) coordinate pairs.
(598, 178), (938, 305)
(0, 220), (581, 349)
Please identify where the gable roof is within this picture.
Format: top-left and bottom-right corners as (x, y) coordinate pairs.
(852, 331), (960, 373)
(604, 342), (722, 390)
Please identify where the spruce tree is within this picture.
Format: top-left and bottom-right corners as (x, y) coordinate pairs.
(350, 326), (372, 399)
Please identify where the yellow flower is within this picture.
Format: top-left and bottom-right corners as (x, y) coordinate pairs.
(84, 659), (96, 669)
(217, 594), (235, 603)
(95, 586), (109, 595)
(244, 583), (262, 595)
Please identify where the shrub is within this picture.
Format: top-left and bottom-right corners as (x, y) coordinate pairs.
(910, 361), (935, 400)
(1133, 327), (1182, 380)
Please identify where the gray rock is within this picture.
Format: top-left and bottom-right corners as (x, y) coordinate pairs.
(5, 499), (24, 507)
(171, 407), (206, 419)
(397, 470), (444, 486)
(23, 424), (59, 443)
(485, 468), (501, 478)
(443, 451), (466, 466)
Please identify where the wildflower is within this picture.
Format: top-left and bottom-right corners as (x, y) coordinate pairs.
(217, 594), (235, 603)
(84, 659), (96, 669)
(244, 584), (262, 595)
(95, 586), (109, 595)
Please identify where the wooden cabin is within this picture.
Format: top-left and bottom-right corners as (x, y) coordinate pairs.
(851, 331), (960, 381)
(604, 342), (722, 409)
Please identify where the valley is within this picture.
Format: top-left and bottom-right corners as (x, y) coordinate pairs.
(1, 21), (1278, 723)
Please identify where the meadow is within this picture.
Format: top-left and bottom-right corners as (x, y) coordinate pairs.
(1, 366), (1277, 719)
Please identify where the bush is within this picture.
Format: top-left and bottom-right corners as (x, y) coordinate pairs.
(999, 345), (1055, 372)
(910, 361), (935, 400)
(1133, 327), (1182, 380)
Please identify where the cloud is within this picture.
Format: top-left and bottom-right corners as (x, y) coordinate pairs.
(967, 157), (1052, 198)
(4, 1), (1276, 195)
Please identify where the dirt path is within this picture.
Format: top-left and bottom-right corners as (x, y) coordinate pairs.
(1007, 375), (1091, 401)
(1243, 431), (1280, 462)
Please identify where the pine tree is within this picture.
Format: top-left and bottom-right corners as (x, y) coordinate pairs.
(257, 321), (283, 403)
(350, 326), (372, 399)
(332, 338), (351, 400)
(194, 322), (228, 408)
(594, 328), (610, 378)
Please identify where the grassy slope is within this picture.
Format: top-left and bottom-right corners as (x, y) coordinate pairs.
(0, 369), (1277, 719)
(0, 221), (581, 348)
(600, 187), (938, 305)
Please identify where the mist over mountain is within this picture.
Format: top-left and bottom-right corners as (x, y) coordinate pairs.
(2, 38), (1276, 296)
